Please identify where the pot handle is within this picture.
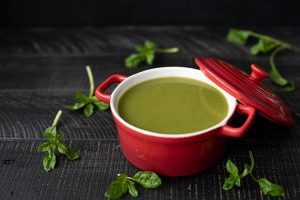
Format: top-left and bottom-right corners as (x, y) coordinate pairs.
(220, 104), (256, 138)
(95, 74), (127, 104)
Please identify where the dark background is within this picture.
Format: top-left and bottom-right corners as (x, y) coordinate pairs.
(0, 0), (299, 27)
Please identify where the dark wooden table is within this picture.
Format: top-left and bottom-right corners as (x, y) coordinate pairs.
(0, 27), (299, 200)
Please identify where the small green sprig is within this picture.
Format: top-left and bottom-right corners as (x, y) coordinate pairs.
(125, 40), (179, 68)
(105, 171), (162, 199)
(223, 151), (285, 197)
(69, 65), (109, 117)
(227, 29), (296, 91)
(37, 110), (79, 172)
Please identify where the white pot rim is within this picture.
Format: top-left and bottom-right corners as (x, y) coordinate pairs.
(110, 67), (237, 138)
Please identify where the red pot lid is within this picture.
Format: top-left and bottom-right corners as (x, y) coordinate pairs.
(195, 57), (295, 126)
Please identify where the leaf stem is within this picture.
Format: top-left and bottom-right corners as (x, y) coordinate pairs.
(249, 31), (293, 49)
(269, 46), (295, 91)
(270, 46), (288, 72)
(52, 110), (62, 127)
(250, 172), (259, 182)
(248, 151), (255, 172)
(248, 151), (259, 182)
(86, 65), (94, 98)
(155, 47), (179, 54)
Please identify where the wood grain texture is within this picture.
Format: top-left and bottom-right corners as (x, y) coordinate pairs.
(0, 27), (299, 199)
(0, 140), (299, 200)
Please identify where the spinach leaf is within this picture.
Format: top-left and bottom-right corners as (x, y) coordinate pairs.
(69, 66), (109, 117)
(227, 29), (295, 91)
(125, 40), (179, 68)
(37, 110), (79, 172)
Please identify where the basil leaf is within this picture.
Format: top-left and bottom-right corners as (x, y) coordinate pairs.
(144, 40), (155, 49)
(125, 53), (146, 68)
(105, 174), (129, 199)
(38, 141), (52, 152)
(125, 40), (178, 68)
(68, 102), (86, 110)
(226, 160), (239, 176)
(43, 156), (51, 172)
(57, 143), (79, 160)
(56, 133), (64, 143)
(250, 39), (278, 55)
(270, 70), (296, 91)
(93, 101), (109, 110)
(128, 180), (138, 197)
(49, 153), (56, 170)
(105, 180), (125, 200)
(269, 46), (296, 91)
(75, 91), (89, 102)
(43, 148), (56, 172)
(145, 52), (155, 65)
(240, 164), (250, 178)
(133, 171), (162, 188)
(227, 29), (251, 45)
(66, 146), (80, 160)
(83, 103), (94, 117)
(258, 178), (285, 197)
(44, 127), (57, 139)
(39, 111), (79, 172)
(117, 174), (129, 193)
(223, 175), (240, 190)
(227, 29), (295, 91)
(57, 143), (68, 155)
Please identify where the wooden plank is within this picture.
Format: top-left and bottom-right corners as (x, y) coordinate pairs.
(0, 27), (299, 199)
(0, 27), (299, 57)
(0, 139), (299, 200)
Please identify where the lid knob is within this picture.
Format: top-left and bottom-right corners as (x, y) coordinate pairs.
(248, 64), (269, 83)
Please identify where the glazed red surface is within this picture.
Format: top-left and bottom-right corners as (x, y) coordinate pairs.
(195, 57), (294, 126)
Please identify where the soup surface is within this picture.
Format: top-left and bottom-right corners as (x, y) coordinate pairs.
(118, 77), (228, 134)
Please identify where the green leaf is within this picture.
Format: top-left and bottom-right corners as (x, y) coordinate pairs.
(227, 29), (251, 45)
(43, 156), (51, 172)
(57, 143), (79, 160)
(75, 91), (89, 102)
(145, 51), (155, 65)
(43, 127), (57, 139)
(258, 178), (285, 197)
(66, 146), (79, 160)
(269, 47), (296, 91)
(223, 175), (240, 190)
(226, 160), (239, 176)
(49, 153), (56, 170)
(133, 171), (161, 188)
(125, 53), (146, 68)
(128, 180), (138, 197)
(250, 39), (278, 55)
(43, 148), (56, 172)
(105, 180), (125, 199)
(56, 133), (64, 143)
(57, 142), (68, 155)
(118, 174), (129, 194)
(270, 68), (296, 91)
(83, 103), (94, 117)
(68, 102), (86, 110)
(144, 40), (155, 49)
(66, 147), (79, 160)
(227, 29), (295, 91)
(125, 40), (178, 68)
(105, 174), (129, 199)
(240, 164), (250, 178)
(92, 99), (109, 110)
(37, 141), (52, 152)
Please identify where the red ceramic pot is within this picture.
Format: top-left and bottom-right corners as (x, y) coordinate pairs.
(95, 67), (255, 176)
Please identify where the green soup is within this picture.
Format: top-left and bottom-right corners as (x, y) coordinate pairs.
(118, 77), (228, 134)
